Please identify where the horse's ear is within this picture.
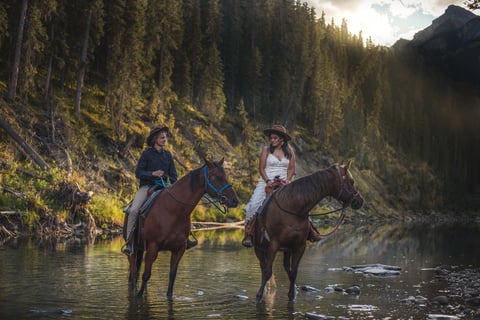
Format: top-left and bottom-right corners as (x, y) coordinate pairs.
(218, 157), (224, 166)
(204, 157), (213, 167)
(345, 160), (353, 171)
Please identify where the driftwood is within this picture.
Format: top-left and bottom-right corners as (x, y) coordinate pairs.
(0, 210), (23, 242)
(192, 221), (244, 231)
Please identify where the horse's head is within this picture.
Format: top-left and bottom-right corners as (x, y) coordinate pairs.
(335, 161), (364, 210)
(203, 158), (239, 208)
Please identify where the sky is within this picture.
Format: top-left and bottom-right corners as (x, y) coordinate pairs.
(305, 0), (472, 46)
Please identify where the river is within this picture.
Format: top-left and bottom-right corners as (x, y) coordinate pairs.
(1, 221), (479, 319)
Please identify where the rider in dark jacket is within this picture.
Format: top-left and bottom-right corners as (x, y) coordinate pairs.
(122, 126), (196, 255)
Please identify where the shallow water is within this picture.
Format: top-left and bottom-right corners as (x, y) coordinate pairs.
(0, 222), (479, 319)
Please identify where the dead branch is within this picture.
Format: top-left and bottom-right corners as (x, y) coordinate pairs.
(0, 118), (49, 170)
(1, 185), (26, 199)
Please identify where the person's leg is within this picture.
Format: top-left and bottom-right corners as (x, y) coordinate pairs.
(242, 215), (257, 247)
(123, 186), (149, 255)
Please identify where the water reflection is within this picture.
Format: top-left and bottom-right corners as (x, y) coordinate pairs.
(0, 222), (479, 319)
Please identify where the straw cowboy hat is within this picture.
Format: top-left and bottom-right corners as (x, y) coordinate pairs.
(263, 124), (291, 141)
(146, 126), (169, 147)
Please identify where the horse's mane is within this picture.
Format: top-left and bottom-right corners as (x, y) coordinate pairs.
(189, 161), (225, 193)
(189, 166), (203, 193)
(276, 165), (336, 204)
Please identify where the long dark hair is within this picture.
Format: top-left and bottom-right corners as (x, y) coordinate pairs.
(269, 140), (292, 159)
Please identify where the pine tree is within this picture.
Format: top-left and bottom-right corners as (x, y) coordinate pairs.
(8, 0), (28, 102)
(198, 0), (226, 122)
(73, 0), (104, 115)
(104, 0), (146, 139)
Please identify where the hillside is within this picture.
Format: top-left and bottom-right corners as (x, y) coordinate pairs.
(0, 93), (402, 233)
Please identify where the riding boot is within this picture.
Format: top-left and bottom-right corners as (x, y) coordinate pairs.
(307, 221), (323, 242)
(186, 239), (198, 249)
(122, 241), (133, 256)
(186, 232), (198, 250)
(242, 216), (256, 247)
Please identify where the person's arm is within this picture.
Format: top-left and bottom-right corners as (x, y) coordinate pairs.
(259, 146), (271, 184)
(135, 150), (156, 182)
(167, 152), (178, 183)
(286, 146), (296, 183)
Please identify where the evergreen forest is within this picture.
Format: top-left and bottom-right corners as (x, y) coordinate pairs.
(0, 0), (479, 233)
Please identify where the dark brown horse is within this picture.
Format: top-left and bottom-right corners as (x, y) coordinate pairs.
(252, 161), (363, 303)
(128, 158), (238, 298)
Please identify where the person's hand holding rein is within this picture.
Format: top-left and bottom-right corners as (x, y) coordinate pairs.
(152, 170), (164, 178)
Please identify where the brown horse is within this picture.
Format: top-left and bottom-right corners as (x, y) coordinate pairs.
(128, 158), (238, 298)
(252, 161), (363, 303)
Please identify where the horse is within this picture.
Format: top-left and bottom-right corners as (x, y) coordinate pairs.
(252, 160), (364, 303)
(127, 158), (239, 298)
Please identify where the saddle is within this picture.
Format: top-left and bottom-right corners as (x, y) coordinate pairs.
(139, 186), (164, 218)
(122, 185), (164, 243)
(264, 176), (286, 196)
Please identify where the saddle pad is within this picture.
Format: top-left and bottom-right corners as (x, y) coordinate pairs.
(139, 189), (164, 218)
(257, 189), (277, 217)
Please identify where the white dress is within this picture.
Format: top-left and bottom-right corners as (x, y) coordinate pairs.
(244, 153), (290, 222)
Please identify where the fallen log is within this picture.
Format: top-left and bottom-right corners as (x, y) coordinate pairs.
(0, 118), (49, 170)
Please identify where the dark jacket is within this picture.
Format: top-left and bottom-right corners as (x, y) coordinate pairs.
(135, 148), (178, 187)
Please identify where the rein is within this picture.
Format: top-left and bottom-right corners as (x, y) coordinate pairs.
(165, 188), (196, 207)
(202, 194), (228, 214)
(202, 165), (232, 214)
(268, 166), (352, 238)
(155, 166), (232, 214)
(316, 210), (346, 237)
(271, 193), (308, 217)
(308, 206), (345, 217)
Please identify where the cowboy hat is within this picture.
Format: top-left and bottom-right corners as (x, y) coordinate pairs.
(263, 124), (291, 141)
(146, 126), (169, 146)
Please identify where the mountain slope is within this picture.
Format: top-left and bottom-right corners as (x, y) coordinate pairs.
(393, 5), (480, 84)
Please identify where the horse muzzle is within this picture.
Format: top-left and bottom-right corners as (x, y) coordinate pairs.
(350, 195), (364, 210)
(220, 195), (239, 208)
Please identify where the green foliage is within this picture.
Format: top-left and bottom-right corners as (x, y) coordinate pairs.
(88, 192), (125, 225)
(23, 210), (40, 230)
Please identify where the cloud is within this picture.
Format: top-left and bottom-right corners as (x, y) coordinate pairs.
(305, 0), (468, 46)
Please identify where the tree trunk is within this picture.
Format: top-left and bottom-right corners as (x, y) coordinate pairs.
(8, 0), (28, 102)
(44, 21), (55, 100)
(74, 7), (92, 114)
(0, 118), (49, 170)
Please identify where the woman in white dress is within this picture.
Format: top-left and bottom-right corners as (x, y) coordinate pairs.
(242, 125), (322, 247)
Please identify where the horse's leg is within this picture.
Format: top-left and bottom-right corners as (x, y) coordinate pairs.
(166, 249), (186, 299)
(137, 244), (159, 297)
(255, 247), (277, 303)
(136, 249), (143, 279)
(285, 244), (306, 301)
(128, 253), (138, 294)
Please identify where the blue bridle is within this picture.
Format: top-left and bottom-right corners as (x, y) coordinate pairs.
(203, 165), (233, 202)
